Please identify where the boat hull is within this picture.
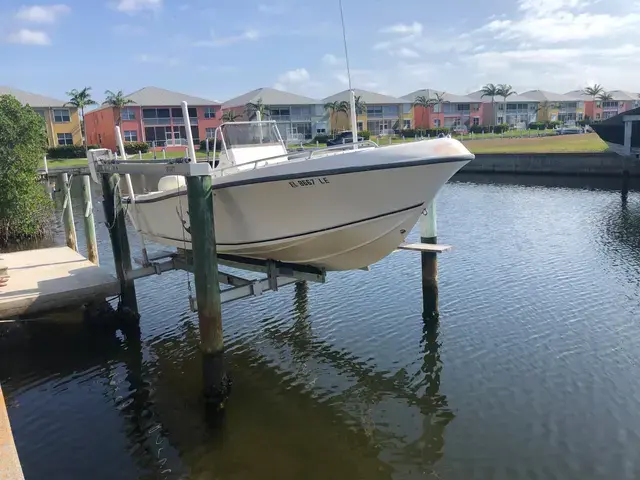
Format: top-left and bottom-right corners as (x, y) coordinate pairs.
(128, 140), (472, 271)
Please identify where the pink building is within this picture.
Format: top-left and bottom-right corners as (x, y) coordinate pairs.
(566, 89), (640, 121)
(85, 86), (221, 152)
(402, 89), (484, 129)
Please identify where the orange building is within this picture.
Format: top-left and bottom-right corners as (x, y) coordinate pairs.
(84, 86), (221, 152)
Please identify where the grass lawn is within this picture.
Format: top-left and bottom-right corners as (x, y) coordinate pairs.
(462, 133), (609, 154)
(41, 133), (609, 169)
(41, 149), (211, 169)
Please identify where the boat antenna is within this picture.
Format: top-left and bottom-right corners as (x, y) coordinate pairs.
(338, 0), (359, 150)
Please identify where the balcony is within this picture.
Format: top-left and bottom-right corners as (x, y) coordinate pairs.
(143, 118), (171, 126)
(142, 117), (198, 126)
(170, 117), (199, 125)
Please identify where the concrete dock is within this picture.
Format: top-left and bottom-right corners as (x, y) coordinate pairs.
(0, 387), (24, 480)
(0, 247), (119, 320)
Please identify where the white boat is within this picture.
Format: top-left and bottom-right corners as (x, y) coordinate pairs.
(123, 120), (473, 271)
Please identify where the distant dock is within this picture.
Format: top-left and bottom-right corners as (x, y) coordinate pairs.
(0, 386), (24, 480)
(0, 247), (119, 320)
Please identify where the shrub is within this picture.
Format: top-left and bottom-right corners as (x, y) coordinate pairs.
(528, 122), (548, 130)
(0, 94), (54, 245)
(549, 121), (562, 128)
(47, 145), (85, 159)
(122, 141), (149, 154)
(87, 144), (100, 150)
(199, 138), (222, 151)
(312, 134), (330, 144)
(360, 130), (371, 140)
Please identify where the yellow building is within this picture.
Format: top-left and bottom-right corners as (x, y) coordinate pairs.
(0, 86), (82, 146)
(521, 89), (585, 123)
(321, 88), (413, 135)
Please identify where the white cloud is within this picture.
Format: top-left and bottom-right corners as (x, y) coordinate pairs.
(396, 47), (419, 58)
(380, 22), (423, 36)
(7, 29), (51, 45)
(479, 0), (640, 43)
(322, 53), (341, 66)
(114, 0), (162, 13)
(194, 28), (260, 47)
(15, 4), (70, 23)
(277, 68), (310, 84)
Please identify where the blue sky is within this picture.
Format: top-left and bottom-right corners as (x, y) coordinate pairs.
(1, 0), (639, 104)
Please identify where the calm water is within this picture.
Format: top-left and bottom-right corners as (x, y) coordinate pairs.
(2, 172), (640, 479)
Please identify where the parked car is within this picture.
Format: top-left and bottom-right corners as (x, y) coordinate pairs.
(555, 126), (584, 135)
(326, 131), (364, 146)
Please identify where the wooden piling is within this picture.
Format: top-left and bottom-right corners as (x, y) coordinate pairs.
(57, 172), (78, 252)
(185, 174), (229, 408)
(100, 173), (138, 313)
(81, 175), (99, 265)
(420, 200), (439, 320)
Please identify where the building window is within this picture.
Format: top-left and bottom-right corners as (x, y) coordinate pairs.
(315, 128), (326, 134)
(357, 121), (363, 131)
(205, 127), (216, 138)
(204, 107), (217, 119)
(53, 109), (70, 123)
(98, 134), (102, 144)
(57, 133), (73, 145)
(122, 108), (135, 121)
(403, 119), (411, 129)
(473, 117), (480, 126)
(433, 119), (441, 127)
(124, 130), (138, 142)
(596, 113), (601, 120)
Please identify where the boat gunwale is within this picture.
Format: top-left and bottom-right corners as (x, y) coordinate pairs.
(126, 155), (472, 205)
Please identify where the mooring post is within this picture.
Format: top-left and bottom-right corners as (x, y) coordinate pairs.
(57, 172), (78, 252)
(100, 172), (138, 314)
(81, 174), (99, 264)
(186, 173), (229, 408)
(420, 200), (438, 320)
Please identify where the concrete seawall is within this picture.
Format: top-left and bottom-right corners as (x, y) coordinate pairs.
(0, 386), (24, 480)
(461, 153), (640, 177)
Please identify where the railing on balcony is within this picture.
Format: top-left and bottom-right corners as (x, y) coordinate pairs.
(169, 117), (199, 125)
(142, 118), (171, 126)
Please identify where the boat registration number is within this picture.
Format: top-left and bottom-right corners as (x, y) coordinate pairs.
(288, 177), (330, 188)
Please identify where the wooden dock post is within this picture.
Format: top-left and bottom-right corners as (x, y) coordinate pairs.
(57, 172), (78, 252)
(81, 175), (99, 265)
(185, 173), (230, 408)
(100, 172), (138, 314)
(420, 200), (439, 320)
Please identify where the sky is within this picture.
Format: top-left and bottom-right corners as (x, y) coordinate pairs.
(0, 0), (639, 105)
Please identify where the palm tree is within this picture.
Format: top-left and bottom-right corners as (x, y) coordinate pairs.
(244, 98), (270, 121)
(480, 83), (499, 125)
(65, 87), (96, 149)
(221, 110), (241, 122)
(598, 91), (614, 119)
(354, 95), (366, 114)
(497, 84), (516, 126)
(102, 90), (134, 127)
(412, 95), (436, 130)
(434, 92), (447, 129)
(583, 83), (603, 120)
(323, 100), (349, 133)
(536, 101), (559, 123)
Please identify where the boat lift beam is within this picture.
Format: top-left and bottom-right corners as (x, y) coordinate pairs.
(130, 248), (326, 305)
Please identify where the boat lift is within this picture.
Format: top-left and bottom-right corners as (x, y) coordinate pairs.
(82, 100), (448, 410)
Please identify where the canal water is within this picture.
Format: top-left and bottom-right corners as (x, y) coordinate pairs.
(2, 172), (640, 479)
